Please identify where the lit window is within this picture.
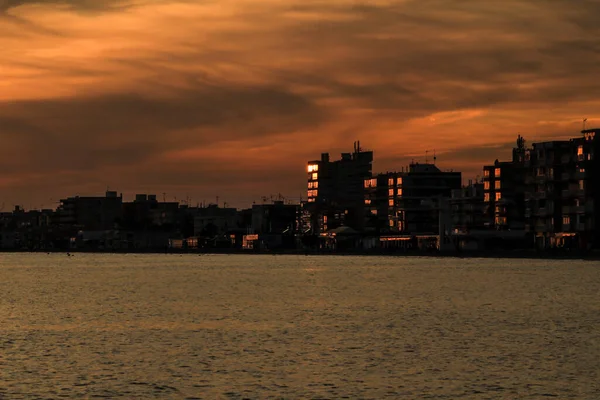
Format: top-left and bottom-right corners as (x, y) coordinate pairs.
(484, 181), (490, 190)
(495, 181), (501, 189)
(308, 198), (315, 203)
(371, 209), (377, 215)
(307, 164), (319, 173)
(577, 146), (584, 156)
(389, 199), (394, 206)
(323, 216), (328, 223)
(563, 216), (570, 225)
(364, 178), (377, 188)
(397, 177), (402, 185)
(388, 189), (394, 197)
(388, 178), (394, 186)
(389, 219), (394, 227)
(311, 173), (318, 180)
(307, 190), (318, 197)
(484, 170), (490, 177)
(365, 199), (372, 205)
(579, 180), (585, 190)
(397, 189), (403, 196)
(495, 192), (502, 201)
(484, 193), (490, 202)
(495, 168), (501, 177)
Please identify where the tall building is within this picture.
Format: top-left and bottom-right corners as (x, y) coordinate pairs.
(306, 142), (373, 233)
(482, 135), (527, 230)
(526, 128), (599, 249)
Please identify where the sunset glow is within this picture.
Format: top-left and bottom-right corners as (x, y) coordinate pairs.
(1, 0), (599, 208)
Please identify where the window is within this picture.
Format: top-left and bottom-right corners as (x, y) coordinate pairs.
(495, 181), (501, 189)
(388, 189), (394, 197)
(389, 199), (394, 206)
(389, 219), (394, 227)
(308, 198), (315, 202)
(364, 178), (377, 188)
(579, 180), (585, 190)
(484, 193), (490, 202)
(577, 145), (584, 156)
(388, 178), (394, 186)
(308, 181), (318, 189)
(484, 170), (490, 177)
(484, 181), (490, 190)
(397, 177), (403, 186)
(307, 164), (319, 173)
(307, 190), (318, 197)
(397, 189), (403, 196)
(311, 173), (318, 180)
(495, 168), (501, 177)
(323, 216), (328, 223)
(563, 216), (570, 225)
(495, 216), (507, 225)
(495, 192), (502, 201)
(371, 209), (377, 215)
(365, 199), (372, 205)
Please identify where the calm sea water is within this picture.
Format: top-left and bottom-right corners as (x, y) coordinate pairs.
(1, 254), (599, 399)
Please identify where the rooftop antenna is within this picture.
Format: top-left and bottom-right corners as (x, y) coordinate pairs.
(433, 149), (437, 164)
(583, 118), (587, 131)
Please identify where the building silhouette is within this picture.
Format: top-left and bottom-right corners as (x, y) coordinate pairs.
(306, 141), (373, 233)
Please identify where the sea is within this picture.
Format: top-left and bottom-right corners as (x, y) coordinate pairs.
(1, 253), (599, 399)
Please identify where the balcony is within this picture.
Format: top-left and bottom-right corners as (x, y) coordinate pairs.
(562, 188), (585, 198)
(561, 154), (575, 164)
(561, 172), (573, 181)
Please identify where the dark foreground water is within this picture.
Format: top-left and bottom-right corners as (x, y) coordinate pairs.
(1, 254), (599, 399)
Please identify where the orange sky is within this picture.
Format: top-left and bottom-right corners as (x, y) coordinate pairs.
(1, 0), (600, 209)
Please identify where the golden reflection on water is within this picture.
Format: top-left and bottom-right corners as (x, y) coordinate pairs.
(1, 253), (600, 399)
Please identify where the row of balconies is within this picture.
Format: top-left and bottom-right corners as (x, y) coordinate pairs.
(561, 203), (594, 214)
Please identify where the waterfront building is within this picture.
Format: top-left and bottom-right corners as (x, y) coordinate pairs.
(305, 141), (373, 233)
(482, 135), (527, 231)
(56, 191), (123, 230)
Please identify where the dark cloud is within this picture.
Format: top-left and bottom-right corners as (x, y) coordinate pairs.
(0, 0), (128, 13)
(0, 84), (325, 173)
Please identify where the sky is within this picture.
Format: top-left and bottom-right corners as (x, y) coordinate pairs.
(1, 0), (600, 209)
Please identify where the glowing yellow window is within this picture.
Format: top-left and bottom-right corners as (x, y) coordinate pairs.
(495, 168), (501, 177)
(495, 192), (502, 201)
(311, 173), (318, 180)
(495, 181), (501, 189)
(484, 181), (490, 190)
(389, 199), (394, 206)
(388, 189), (394, 197)
(484, 193), (490, 202)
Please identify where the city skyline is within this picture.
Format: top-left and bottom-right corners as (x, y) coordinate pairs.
(2, 0), (600, 209)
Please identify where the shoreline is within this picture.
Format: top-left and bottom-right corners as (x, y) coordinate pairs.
(1, 248), (599, 261)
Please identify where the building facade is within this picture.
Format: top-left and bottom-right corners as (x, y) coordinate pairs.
(306, 141), (373, 233)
